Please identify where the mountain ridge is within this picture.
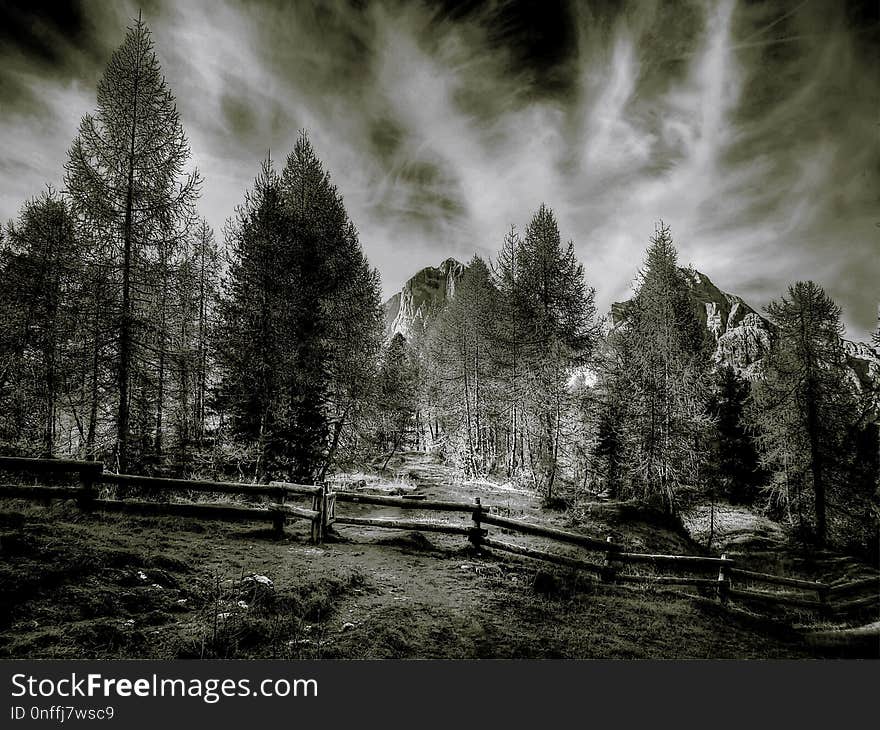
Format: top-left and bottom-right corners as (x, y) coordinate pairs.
(382, 260), (879, 396)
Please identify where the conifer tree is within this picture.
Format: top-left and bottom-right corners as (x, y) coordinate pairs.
(214, 161), (288, 480)
(0, 191), (80, 454)
(376, 333), (418, 468)
(514, 205), (597, 498)
(429, 256), (499, 476)
(216, 134), (381, 482)
(708, 365), (764, 504)
(614, 222), (713, 513)
(748, 281), (859, 544)
(279, 133), (382, 480)
(64, 13), (199, 471)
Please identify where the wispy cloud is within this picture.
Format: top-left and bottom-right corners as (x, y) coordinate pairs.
(0, 0), (877, 340)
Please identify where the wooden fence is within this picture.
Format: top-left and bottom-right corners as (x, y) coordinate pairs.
(0, 456), (877, 621)
(0, 456), (327, 542)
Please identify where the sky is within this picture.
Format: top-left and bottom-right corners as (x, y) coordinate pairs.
(0, 0), (878, 341)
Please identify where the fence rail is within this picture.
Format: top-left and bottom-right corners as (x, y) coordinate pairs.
(0, 456), (103, 475)
(0, 456), (876, 620)
(333, 491), (479, 513)
(0, 457), (325, 542)
(334, 515), (472, 535)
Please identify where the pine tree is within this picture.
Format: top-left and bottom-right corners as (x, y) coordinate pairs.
(64, 13), (199, 472)
(748, 281), (859, 545)
(709, 365), (764, 504)
(279, 133), (382, 480)
(214, 160), (288, 480)
(589, 333), (634, 499)
(215, 134), (381, 482)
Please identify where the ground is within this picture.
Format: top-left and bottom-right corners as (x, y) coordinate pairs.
(0, 453), (872, 659)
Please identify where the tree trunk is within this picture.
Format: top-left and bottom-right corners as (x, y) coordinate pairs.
(86, 310), (100, 460)
(196, 230), (208, 442)
(805, 382), (826, 545)
(117, 35), (142, 473)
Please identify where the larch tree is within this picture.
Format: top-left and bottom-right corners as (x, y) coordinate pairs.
(514, 204), (597, 499)
(429, 256), (499, 476)
(376, 333), (419, 469)
(614, 222), (713, 513)
(747, 281), (859, 545)
(64, 13), (199, 472)
(492, 226), (526, 477)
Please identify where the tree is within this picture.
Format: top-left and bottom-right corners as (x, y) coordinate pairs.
(492, 226), (526, 477)
(279, 133), (383, 480)
(64, 13), (199, 472)
(748, 281), (860, 545)
(708, 365), (764, 505)
(376, 333), (418, 468)
(429, 256), (499, 477)
(0, 190), (80, 455)
(214, 160), (288, 480)
(185, 219), (221, 448)
(613, 222), (713, 513)
(496, 205), (597, 498)
(215, 134), (382, 482)
(589, 334), (634, 499)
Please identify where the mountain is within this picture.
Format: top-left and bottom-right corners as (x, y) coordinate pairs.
(610, 268), (773, 374)
(383, 257), (465, 340)
(383, 261), (878, 405)
(610, 268), (879, 403)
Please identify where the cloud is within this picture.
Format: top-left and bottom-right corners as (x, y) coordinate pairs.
(0, 0), (877, 341)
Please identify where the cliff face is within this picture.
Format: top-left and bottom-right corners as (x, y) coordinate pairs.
(609, 269), (879, 404)
(680, 269), (773, 374)
(383, 258), (465, 340)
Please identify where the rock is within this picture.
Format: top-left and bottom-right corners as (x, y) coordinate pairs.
(341, 622), (355, 632)
(237, 574), (275, 605)
(383, 258), (465, 341)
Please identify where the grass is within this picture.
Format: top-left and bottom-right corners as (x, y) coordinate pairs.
(1, 456), (869, 659)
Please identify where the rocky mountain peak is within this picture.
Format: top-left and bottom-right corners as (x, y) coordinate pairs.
(383, 258), (465, 340)
(610, 268), (773, 374)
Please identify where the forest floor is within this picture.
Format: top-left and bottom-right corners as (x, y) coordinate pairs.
(0, 452), (874, 659)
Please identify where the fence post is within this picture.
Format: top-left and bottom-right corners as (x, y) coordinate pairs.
(321, 481), (336, 539)
(310, 483), (325, 545)
(469, 497), (485, 551)
(602, 535), (618, 583)
(271, 482), (286, 539)
(271, 508), (285, 540)
(717, 553), (729, 604)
